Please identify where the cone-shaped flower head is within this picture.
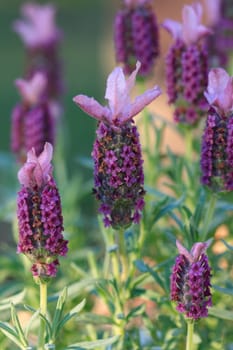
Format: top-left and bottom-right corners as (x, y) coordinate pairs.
(204, 0), (233, 68)
(170, 240), (212, 320)
(114, 0), (159, 76)
(17, 143), (68, 281)
(163, 3), (211, 124)
(13, 3), (63, 99)
(73, 62), (161, 228)
(11, 73), (55, 164)
(201, 68), (233, 191)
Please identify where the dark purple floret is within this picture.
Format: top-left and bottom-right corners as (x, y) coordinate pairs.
(92, 120), (145, 229)
(200, 108), (233, 191)
(170, 253), (212, 320)
(114, 3), (159, 76)
(17, 178), (68, 279)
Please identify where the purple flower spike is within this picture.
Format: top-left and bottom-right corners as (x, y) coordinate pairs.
(200, 68), (233, 191)
(170, 240), (212, 320)
(163, 3), (210, 124)
(114, 0), (159, 76)
(73, 63), (161, 228)
(17, 143), (68, 281)
(11, 73), (55, 163)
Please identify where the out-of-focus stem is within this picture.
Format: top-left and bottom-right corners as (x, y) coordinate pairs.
(186, 320), (194, 350)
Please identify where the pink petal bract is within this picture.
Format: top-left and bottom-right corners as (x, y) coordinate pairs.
(18, 142), (53, 188)
(205, 68), (233, 113)
(15, 72), (47, 105)
(73, 95), (110, 121)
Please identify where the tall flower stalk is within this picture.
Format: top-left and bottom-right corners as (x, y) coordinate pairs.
(163, 3), (211, 124)
(114, 0), (159, 76)
(73, 61), (161, 229)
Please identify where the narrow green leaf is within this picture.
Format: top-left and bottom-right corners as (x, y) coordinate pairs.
(126, 304), (145, 320)
(0, 321), (25, 349)
(153, 195), (185, 223)
(51, 287), (67, 337)
(24, 308), (40, 339)
(221, 239), (233, 251)
(67, 335), (119, 349)
(134, 260), (167, 292)
(212, 285), (233, 296)
(11, 303), (28, 347)
(55, 299), (86, 336)
(209, 307), (233, 321)
(0, 290), (25, 311)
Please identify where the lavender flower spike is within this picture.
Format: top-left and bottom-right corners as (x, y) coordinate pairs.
(11, 72), (55, 163)
(163, 3), (211, 124)
(73, 62), (161, 228)
(114, 0), (159, 76)
(17, 142), (68, 281)
(170, 240), (212, 320)
(201, 68), (233, 191)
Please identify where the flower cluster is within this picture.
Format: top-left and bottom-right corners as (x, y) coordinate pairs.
(114, 0), (159, 76)
(13, 2), (63, 99)
(163, 3), (210, 124)
(11, 73), (55, 163)
(17, 143), (68, 280)
(73, 62), (161, 228)
(170, 240), (212, 320)
(201, 68), (233, 191)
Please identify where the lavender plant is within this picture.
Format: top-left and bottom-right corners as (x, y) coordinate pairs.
(1, 1), (233, 349)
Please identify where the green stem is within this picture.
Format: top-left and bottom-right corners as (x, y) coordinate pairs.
(38, 282), (48, 350)
(184, 126), (193, 161)
(186, 320), (194, 350)
(202, 194), (217, 241)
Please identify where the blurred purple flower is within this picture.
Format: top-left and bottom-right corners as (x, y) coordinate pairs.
(17, 143), (68, 280)
(170, 240), (212, 320)
(11, 73), (55, 163)
(73, 62), (161, 228)
(114, 0), (159, 76)
(163, 3), (210, 124)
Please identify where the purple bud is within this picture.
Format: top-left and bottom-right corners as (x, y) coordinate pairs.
(170, 241), (212, 320)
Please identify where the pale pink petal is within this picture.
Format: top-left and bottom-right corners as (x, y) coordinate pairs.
(105, 66), (128, 118)
(176, 240), (193, 262)
(122, 85), (161, 122)
(205, 68), (233, 112)
(38, 142), (53, 179)
(191, 239), (212, 261)
(125, 61), (141, 96)
(18, 162), (36, 187)
(124, 0), (152, 7)
(73, 95), (110, 121)
(15, 73), (47, 105)
(162, 19), (182, 40)
(182, 4), (210, 44)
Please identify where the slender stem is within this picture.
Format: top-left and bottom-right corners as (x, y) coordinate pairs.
(184, 126), (193, 161)
(38, 282), (48, 350)
(186, 320), (194, 350)
(118, 229), (129, 281)
(202, 194), (217, 241)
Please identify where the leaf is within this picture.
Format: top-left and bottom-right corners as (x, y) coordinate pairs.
(11, 303), (28, 347)
(24, 308), (40, 339)
(55, 299), (86, 336)
(67, 335), (119, 349)
(134, 260), (167, 292)
(153, 195), (185, 223)
(0, 289), (25, 311)
(221, 239), (233, 251)
(126, 304), (145, 320)
(208, 307), (233, 321)
(51, 287), (67, 338)
(0, 321), (26, 349)
(212, 285), (233, 296)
